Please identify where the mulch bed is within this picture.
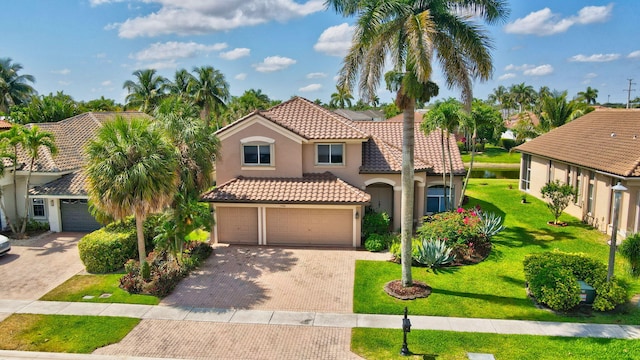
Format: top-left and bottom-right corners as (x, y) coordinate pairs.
(384, 280), (432, 300)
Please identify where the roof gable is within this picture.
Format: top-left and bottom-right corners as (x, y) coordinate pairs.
(516, 109), (640, 177)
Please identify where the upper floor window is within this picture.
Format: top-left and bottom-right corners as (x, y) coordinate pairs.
(241, 136), (274, 167)
(317, 144), (344, 165)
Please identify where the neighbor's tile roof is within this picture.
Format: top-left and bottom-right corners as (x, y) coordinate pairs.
(0, 120), (12, 130)
(219, 97), (369, 140)
(355, 121), (465, 175)
(17, 112), (150, 172)
(515, 109), (640, 177)
(30, 170), (88, 196)
(202, 172), (371, 204)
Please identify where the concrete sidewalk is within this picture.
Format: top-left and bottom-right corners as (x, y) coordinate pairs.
(1, 299), (639, 339)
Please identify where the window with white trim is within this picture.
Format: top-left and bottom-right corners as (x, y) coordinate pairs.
(32, 198), (45, 218)
(521, 154), (531, 190)
(316, 143), (344, 165)
(243, 144), (271, 165)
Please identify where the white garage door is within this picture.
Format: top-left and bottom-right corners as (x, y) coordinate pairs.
(60, 199), (102, 232)
(216, 207), (258, 244)
(266, 208), (352, 247)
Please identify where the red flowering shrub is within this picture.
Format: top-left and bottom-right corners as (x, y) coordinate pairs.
(418, 208), (482, 247)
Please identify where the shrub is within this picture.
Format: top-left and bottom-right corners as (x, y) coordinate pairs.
(457, 141), (465, 153)
(26, 219), (50, 232)
(362, 209), (390, 238)
(365, 234), (387, 252)
(78, 228), (136, 273)
(619, 233), (640, 277)
(523, 251), (627, 312)
(418, 208), (480, 247)
(540, 180), (577, 225)
(414, 238), (456, 269)
(390, 237), (420, 262)
(499, 138), (517, 150)
(475, 142), (485, 152)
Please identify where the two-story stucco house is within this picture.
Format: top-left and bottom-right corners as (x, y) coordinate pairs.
(201, 96), (465, 248)
(515, 108), (640, 238)
(0, 111), (149, 233)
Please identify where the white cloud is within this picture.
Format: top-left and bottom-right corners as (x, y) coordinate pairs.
(143, 60), (179, 70)
(96, 53), (107, 59)
(523, 64), (553, 76)
(505, 64), (535, 72)
(131, 41), (227, 61)
(569, 53), (620, 62)
(107, 0), (325, 38)
(101, 80), (112, 86)
(306, 72), (326, 79)
(51, 69), (71, 75)
(90, 0), (124, 6)
(253, 56), (296, 72)
(498, 73), (516, 81)
(299, 84), (322, 92)
(584, 72), (598, 79)
(235, 73), (247, 80)
(220, 48), (251, 60)
(504, 4), (613, 36)
(58, 81), (71, 86)
(628, 50), (640, 59)
(314, 23), (354, 57)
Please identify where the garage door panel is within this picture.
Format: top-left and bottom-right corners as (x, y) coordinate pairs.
(61, 199), (102, 232)
(266, 208), (352, 247)
(217, 207), (258, 244)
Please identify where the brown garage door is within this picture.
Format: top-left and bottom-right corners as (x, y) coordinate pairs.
(216, 207), (258, 244)
(266, 208), (352, 246)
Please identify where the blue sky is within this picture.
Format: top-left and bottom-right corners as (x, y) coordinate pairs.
(2, 1), (640, 106)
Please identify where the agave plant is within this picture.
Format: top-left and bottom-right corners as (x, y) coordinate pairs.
(414, 238), (456, 269)
(477, 210), (505, 240)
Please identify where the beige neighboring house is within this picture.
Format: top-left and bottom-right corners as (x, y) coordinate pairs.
(201, 97), (464, 248)
(515, 108), (640, 238)
(0, 111), (149, 232)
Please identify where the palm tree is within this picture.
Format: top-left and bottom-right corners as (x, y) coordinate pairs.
(189, 66), (229, 128)
(538, 91), (584, 132)
(488, 85), (508, 117)
(509, 82), (536, 113)
(168, 69), (194, 99)
(85, 116), (178, 264)
(329, 85), (354, 109)
(154, 102), (220, 260)
(0, 58), (37, 114)
(328, 0), (508, 288)
(123, 69), (168, 113)
(20, 126), (58, 235)
(577, 86), (598, 105)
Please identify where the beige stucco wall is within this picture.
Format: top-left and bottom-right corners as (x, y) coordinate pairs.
(522, 154), (640, 238)
(301, 142), (363, 185)
(216, 121), (303, 184)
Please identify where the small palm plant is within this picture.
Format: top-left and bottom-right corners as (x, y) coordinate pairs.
(414, 238), (456, 269)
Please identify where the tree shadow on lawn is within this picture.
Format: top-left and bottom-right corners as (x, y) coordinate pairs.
(492, 225), (577, 250)
(161, 246), (298, 309)
(430, 287), (532, 308)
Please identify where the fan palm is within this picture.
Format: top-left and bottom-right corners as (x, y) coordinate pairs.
(85, 116), (178, 264)
(0, 58), (36, 114)
(20, 126), (58, 235)
(189, 66), (229, 128)
(328, 0), (508, 287)
(123, 69), (168, 113)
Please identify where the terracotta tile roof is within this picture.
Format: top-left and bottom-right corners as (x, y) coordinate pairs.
(0, 120), (12, 130)
(30, 170), (88, 196)
(505, 111), (540, 129)
(202, 172), (371, 204)
(220, 97), (369, 140)
(360, 136), (431, 173)
(354, 121), (465, 175)
(515, 109), (640, 177)
(333, 109), (385, 121)
(16, 112), (150, 172)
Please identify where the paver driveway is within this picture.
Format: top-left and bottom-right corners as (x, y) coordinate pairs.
(0, 232), (85, 300)
(161, 245), (389, 313)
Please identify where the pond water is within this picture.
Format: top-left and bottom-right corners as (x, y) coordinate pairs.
(468, 168), (520, 179)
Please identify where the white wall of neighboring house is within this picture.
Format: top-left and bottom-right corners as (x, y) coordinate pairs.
(0, 172), (63, 231)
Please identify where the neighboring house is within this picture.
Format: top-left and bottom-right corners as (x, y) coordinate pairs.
(333, 109), (385, 121)
(502, 111), (540, 140)
(201, 97), (464, 248)
(515, 108), (640, 238)
(0, 111), (149, 232)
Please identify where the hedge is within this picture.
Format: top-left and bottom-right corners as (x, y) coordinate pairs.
(78, 227), (136, 273)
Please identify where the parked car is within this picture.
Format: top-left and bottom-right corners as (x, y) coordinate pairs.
(0, 234), (10, 256)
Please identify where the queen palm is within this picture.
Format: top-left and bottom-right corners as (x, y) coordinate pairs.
(189, 66), (229, 128)
(328, 0), (508, 287)
(123, 69), (168, 114)
(20, 126), (58, 235)
(85, 117), (178, 264)
(0, 58), (36, 114)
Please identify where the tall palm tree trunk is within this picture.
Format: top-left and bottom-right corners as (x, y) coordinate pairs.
(135, 212), (147, 264)
(401, 104), (415, 287)
(439, 129), (447, 209)
(20, 159), (36, 235)
(458, 128), (476, 207)
(446, 130), (455, 210)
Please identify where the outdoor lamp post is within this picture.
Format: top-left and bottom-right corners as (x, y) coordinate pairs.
(400, 307), (411, 356)
(608, 182), (627, 282)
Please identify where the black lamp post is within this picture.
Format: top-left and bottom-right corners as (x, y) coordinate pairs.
(401, 306), (411, 356)
(608, 181), (627, 282)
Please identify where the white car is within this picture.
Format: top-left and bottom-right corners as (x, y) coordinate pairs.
(0, 234), (10, 256)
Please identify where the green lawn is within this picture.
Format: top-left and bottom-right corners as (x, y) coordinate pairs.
(353, 179), (640, 324)
(351, 328), (640, 360)
(40, 274), (160, 305)
(0, 314), (139, 353)
(461, 144), (521, 164)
